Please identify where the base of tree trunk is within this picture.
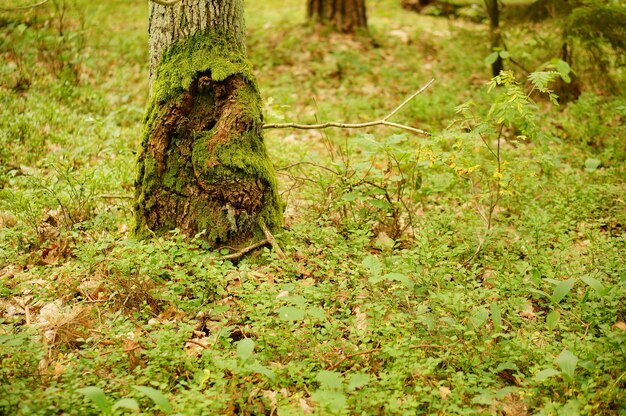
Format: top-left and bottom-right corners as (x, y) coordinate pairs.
(134, 32), (282, 247)
(307, 0), (367, 34)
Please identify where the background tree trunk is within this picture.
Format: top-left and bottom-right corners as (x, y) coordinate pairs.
(484, 0), (504, 77)
(134, 0), (282, 247)
(307, 0), (367, 33)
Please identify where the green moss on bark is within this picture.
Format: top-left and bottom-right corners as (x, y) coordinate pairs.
(150, 31), (254, 105)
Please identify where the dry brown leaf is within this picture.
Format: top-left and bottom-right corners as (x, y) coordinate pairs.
(482, 269), (496, 289)
(439, 386), (451, 400)
(520, 303), (536, 320)
(613, 321), (626, 331)
(299, 398), (314, 414)
(184, 338), (208, 357)
(353, 307), (368, 333)
(499, 393), (529, 416)
(388, 29), (410, 44)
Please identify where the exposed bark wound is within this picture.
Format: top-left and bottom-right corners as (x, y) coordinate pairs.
(138, 73), (270, 245)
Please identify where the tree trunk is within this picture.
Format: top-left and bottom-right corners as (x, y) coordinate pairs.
(134, 0), (282, 247)
(484, 0), (504, 77)
(307, 0), (367, 33)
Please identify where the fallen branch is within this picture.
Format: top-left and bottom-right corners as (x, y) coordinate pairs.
(220, 239), (270, 261)
(326, 348), (381, 371)
(149, 0), (182, 6)
(0, 0), (49, 11)
(99, 194), (133, 199)
(264, 78), (435, 136)
(185, 339), (210, 350)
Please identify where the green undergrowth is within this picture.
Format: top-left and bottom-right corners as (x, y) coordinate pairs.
(1, 0), (625, 415)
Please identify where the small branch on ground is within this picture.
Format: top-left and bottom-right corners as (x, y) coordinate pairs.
(220, 239), (271, 261)
(264, 79), (435, 136)
(99, 194), (133, 199)
(149, 0), (182, 6)
(462, 235), (486, 266)
(0, 0), (49, 11)
(326, 348), (382, 371)
(185, 339), (210, 349)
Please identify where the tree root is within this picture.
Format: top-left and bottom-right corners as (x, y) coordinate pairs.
(259, 219), (286, 259)
(219, 219), (285, 261)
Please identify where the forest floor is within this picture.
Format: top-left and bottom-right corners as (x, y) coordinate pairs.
(1, 0), (625, 415)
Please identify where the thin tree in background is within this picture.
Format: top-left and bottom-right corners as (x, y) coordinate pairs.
(485, 0), (504, 76)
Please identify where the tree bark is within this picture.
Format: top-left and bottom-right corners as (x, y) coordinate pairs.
(307, 0), (367, 33)
(134, 0), (282, 247)
(484, 0), (504, 77)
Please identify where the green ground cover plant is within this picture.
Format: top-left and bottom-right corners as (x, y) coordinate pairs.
(1, 0), (624, 414)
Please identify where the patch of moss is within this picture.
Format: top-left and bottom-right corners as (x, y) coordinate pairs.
(151, 31), (254, 105)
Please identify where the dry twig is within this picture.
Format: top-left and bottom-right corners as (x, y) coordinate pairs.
(149, 0), (182, 6)
(0, 0), (49, 11)
(220, 239), (271, 261)
(326, 348), (381, 371)
(264, 79), (435, 136)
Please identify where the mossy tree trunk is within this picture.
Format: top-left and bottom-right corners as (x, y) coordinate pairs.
(134, 0), (282, 247)
(307, 0), (367, 33)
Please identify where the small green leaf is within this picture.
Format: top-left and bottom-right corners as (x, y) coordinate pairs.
(306, 306), (327, 321)
(555, 349), (578, 381)
(276, 306), (305, 321)
(112, 398), (140, 412)
(491, 302), (503, 332)
(580, 275), (606, 295)
(470, 307), (489, 328)
(535, 368), (561, 381)
(485, 52), (499, 65)
(311, 390), (347, 409)
(133, 386), (173, 413)
(546, 310), (560, 331)
(382, 273), (414, 289)
(551, 279), (576, 304)
(528, 288), (550, 299)
(315, 370), (343, 390)
(584, 158), (601, 172)
(77, 387), (111, 414)
(341, 192), (359, 202)
(236, 338), (255, 360)
(561, 398), (581, 416)
(362, 254), (382, 277)
(555, 59), (570, 74)
(347, 372), (370, 391)
(493, 362), (518, 373)
(248, 362), (276, 380)
(472, 392), (495, 405)
(368, 199), (391, 209)
(499, 50), (510, 59)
